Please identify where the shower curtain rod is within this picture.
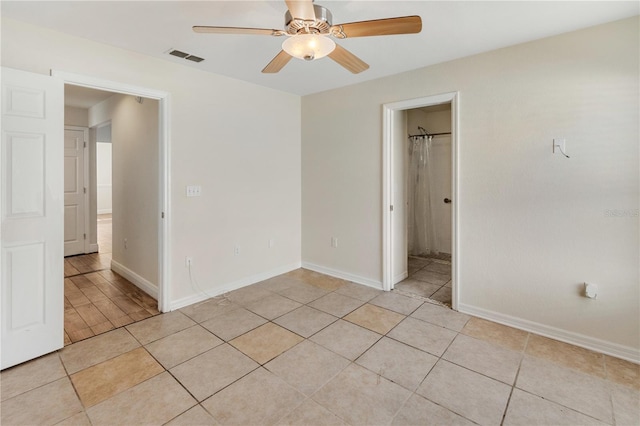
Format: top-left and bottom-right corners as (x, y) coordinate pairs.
(408, 132), (451, 138)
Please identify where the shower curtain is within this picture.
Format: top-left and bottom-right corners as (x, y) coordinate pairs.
(407, 136), (439, 257)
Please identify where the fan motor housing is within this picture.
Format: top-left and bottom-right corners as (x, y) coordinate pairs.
(285, 4), (332, 35)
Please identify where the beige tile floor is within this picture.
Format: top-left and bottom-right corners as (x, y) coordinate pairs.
(2, 268), (638, 425)
(395, 256), (453, 305)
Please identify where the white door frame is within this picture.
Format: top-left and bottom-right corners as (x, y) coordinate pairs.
(382, 92), (460, 310)
(64, 125), (90, 254)
(52, 70), (171, 312)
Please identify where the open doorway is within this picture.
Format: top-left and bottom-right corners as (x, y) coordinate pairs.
(382, 92), (459, 310)
(62, 84), (162, 344)
(395, 104), (453, 305)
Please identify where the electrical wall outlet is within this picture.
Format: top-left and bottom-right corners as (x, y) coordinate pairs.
(331, 237), (338, 248)
(186, 185), (202, 197)
(185, 257), (193, 267)
(234, 245), (241, 256)
(124, 238), (128, 249)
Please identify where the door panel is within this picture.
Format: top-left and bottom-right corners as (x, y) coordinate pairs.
(63, 127), (86, 256)
(1, 67), (63, 370)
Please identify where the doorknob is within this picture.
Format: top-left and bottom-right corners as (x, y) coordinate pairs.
(444, 198), (451, 204)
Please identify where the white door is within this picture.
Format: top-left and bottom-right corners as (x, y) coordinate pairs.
(64, 126), (87, 256)
(1, 67), (64, 369)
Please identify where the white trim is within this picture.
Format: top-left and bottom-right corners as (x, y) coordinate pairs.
(301, 261), (382, 289)
(53, 70), (172, 312)
(393, 271), (409, 284)
(458, 303), (640, 364)
(111, 259), (158, 299)
(382, 92), (460, 310)
(170, 261), (302, 311)
(89, 243), (99, 253)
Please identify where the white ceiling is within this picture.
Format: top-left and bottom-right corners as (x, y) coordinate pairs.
(3, 1), (638, 96)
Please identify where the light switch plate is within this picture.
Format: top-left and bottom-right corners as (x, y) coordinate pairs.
(186, 185), (201, 197)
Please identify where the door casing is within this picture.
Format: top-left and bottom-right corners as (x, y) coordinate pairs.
(63, 125), (89, 256)
(53, 71), (171, 313)
(382, 92), (460, 310)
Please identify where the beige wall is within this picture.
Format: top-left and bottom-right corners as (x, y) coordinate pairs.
(302, 17), (639, 357)
(89, 94), (159, 287)
(2, 17), (302, 307)
(64, 106), (88, 127)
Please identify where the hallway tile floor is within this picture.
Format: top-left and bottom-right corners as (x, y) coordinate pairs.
(2, 268), (638, 425)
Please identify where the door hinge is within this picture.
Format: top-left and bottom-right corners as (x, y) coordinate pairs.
(390, 205), (394, 211)
(83, 233), (86, 240)
(161, 212), (165, 219)
(83, 141), (87, 148)
(83, 187), (87, 194)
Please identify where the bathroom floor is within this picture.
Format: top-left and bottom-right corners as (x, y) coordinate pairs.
(395, 255), (452, 306)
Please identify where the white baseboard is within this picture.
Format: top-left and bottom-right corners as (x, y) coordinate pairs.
(89, 243), (99, 253)
(97, 209), (112, 215)
(393, 271), (408, 285)
(301, 261), (382, 290)
(169, 261), (302, 311)
(111, 259), (158, 299)
(458, 303), (640, 364)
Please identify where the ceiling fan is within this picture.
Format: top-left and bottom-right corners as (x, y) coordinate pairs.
(193, 0), (422, 74)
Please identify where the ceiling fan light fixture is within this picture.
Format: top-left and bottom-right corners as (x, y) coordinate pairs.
(282, 34), (335, 61)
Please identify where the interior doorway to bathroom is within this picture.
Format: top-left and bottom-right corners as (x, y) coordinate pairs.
(382, 92), (459, 309)
(396, 104), (453, 305)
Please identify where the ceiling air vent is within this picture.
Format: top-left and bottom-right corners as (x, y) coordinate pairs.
(167, 49), (205, 63)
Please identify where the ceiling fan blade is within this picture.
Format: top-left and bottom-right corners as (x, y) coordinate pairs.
(193, 26), (284, 36)
(331, 16), (422, 38)
(285, 0), (316, 21)
(262, 50), (293, 73)
(328, 44), (369, 74)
